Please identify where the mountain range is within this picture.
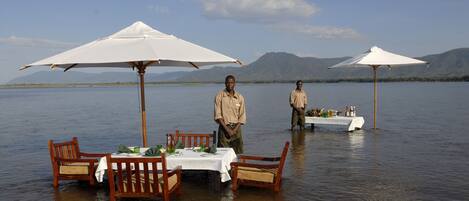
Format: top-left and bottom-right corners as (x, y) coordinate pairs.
(8, 48), (469, 84)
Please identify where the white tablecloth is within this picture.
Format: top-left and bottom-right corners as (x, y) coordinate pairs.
(95, 148), (237, 183)
(305, 116), (365, 131)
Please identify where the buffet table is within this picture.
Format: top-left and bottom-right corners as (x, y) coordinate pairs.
(305, 116), (365, 131)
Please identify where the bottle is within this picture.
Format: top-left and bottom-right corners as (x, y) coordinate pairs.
(351, 106), (356, 117)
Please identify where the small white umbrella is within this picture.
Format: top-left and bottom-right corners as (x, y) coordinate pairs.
(329, 46), (427, 129)
(21, 21), (241, 146)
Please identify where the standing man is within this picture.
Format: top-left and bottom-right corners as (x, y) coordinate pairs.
(290, 80), (308, 131)
(214, 75), (246, 154)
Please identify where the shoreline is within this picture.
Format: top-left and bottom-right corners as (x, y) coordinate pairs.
(1, 76), (468, 89)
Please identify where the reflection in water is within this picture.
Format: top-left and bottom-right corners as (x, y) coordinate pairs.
(232, 188), (285, 201)
(348, 130), (365, 159)
(53, 183), (107, 201)
(290, 130), (306, 176)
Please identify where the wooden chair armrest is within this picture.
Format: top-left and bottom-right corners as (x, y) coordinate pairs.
(238, 155), (281, 162)
(79, 152), (106, 157)
(57, 158), (98, 163)
(230, 162), (279, 169)
(167, 165), (182, 177)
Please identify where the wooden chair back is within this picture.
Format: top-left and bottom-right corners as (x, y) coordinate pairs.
(48, 137), (104, 187)
(106, 154), (180, 201)
(49, 137), (80, 165)
(166, 130), (216, 148)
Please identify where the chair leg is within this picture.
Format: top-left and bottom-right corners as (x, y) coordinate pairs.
(89, 165), (97, 186)
(52, 172), (59, 188)
(231, 167), (239, 191)
(163, 191), (170, 201)
(89, 177), (95, 186)
(231, 183), (238, 191)
(274, 185), (280, 192)
(231, 178), (238, 191)
(176, 184), (182, 195)
(274, 180), (282, 192)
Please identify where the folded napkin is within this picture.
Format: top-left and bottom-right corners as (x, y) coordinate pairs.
(117, 144), (133, 153)
(209, 144), (217, 154)
(145, 145), (163, 156)
(203, 144), (217, 154)
(175, 140), (185, 149)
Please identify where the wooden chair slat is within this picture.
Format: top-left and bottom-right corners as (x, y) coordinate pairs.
(107, 154), (180, 201)
(125, 162), (132, 193)
(143, 162), (150, 193)
(135, 162), (141, 193)
(117, 163), (124, 193)
(166, 130), (216, 148)
(152, 162), (159, 193)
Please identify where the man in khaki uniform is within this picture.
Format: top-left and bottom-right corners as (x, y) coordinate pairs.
(290, 80), (308, 131)
(214, 75), (246, 154)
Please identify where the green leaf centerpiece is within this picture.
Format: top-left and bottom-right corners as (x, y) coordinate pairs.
(145, 145), (165, 156)
(175, 140), (184, 149)
(117, 144), (133, 153)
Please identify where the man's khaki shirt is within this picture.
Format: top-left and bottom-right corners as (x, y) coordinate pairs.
(290, 89), (308, 109)
(214, 90), (246, 124)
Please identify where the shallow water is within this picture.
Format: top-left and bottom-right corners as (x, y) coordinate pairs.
(1, 82), (468, 200)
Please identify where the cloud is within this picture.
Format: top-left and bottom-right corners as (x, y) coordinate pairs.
(147, 5), (170, 14)
(201, 0), (317, 23)
(0, 36), (77, 48)
(199, 0), (361, 39)
(271, 23), (362, 39)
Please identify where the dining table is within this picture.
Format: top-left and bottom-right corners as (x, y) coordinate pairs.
(305, 116), (365, 131)
(95, 147), (237, 190)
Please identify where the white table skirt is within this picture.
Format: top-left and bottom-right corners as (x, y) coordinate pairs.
(305, 116), (365, 131)
(95, 148), (237, 183)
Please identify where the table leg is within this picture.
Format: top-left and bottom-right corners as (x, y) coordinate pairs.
(207, 171), (222, 191)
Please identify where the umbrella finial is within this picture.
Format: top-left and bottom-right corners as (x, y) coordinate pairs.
(370, 46), (382, 52)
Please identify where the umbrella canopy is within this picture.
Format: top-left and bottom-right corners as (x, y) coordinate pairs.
(330, 46), (425, 68)
(329, 46), (427, 129)
(21, 21), (241, 146)
(22, 21), (239, 70)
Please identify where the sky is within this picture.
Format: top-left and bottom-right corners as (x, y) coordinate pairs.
(1, 0), (469, 83)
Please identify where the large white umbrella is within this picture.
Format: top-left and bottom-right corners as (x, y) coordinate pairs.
(329, 46), (426, 129)
(21, 21), (241, 146)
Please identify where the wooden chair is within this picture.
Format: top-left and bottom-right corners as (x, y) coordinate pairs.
(106, 154), (182, 201)
(48, 137), (105, 188)
(166, 130), (216, 148)
(230, 141), (290, 192)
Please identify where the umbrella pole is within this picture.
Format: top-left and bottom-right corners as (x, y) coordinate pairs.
(137, 64), (148, 147)
(372, 65), (378, 129)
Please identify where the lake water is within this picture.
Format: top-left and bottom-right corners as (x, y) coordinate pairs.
(1, 82), (468, 201)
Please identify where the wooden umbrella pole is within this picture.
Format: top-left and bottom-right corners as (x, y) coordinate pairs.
(137, 63), (148, 147)
(372, 65), (378, 129)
